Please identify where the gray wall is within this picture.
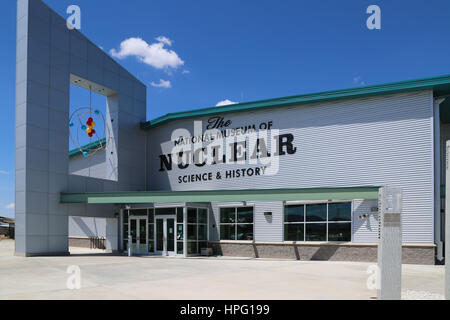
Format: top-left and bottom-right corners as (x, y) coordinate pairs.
(15, 0), (147, 256)
(69, 216), (118, 251)
(352, 199), (379, 243)
(69, 149), (107, 179)
(147, 91), (434, 244)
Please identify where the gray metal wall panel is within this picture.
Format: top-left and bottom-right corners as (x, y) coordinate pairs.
(352, 199), (379, 243)
(69, 216), (118, 250)
(440, 123), (450, 185)
(69, 149), (107, 179)
(254, 201), (283, 242)
(148, 91), (434, 243)
(69, 216), (107, 237)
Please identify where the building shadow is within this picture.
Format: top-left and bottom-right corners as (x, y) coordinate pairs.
(311, 245), (339, 260)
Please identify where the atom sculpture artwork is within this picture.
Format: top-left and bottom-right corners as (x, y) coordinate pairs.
(69, 86), (111, 158)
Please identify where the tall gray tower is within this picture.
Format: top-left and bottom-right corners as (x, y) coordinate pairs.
(15, 0), (147, 256)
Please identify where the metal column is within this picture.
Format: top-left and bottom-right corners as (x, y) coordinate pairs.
(446, 141), (450, 299)
(377, 186), (403, 300)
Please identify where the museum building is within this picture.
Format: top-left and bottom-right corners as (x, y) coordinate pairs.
(15, 0), (450, 264)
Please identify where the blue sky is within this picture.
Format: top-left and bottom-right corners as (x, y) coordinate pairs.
(1, 0), (450, 218)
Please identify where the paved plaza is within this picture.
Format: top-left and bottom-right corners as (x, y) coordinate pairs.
(0, 240), (444, 300)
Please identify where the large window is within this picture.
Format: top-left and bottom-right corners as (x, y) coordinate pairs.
(220, 207), (254, 240)
(176, 207), (184, 254)
(148, 209), (154, 252)
(122, 210), (129, 251)
(284, 202), (351, 242)
(186, 208), (208, 254)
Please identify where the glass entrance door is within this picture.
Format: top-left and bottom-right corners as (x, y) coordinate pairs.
(155, 216), (176, 256)
(129, 216), (148, 254)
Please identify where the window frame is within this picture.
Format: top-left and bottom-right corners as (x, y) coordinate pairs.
(283, 201), (353, 242)
(219, 205), (255, 241)
(186, 207), (209, 254)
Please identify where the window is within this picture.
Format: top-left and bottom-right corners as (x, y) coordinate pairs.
(148, 209), (154, 252)
(220, 207), (254, 240)
(186, 208), (208, 254)
(123, 209), (148, 252)
(176, 207), (184, 254)
(68, 81), (118, 182)
(122, 210), (129, 251)
(327, 202), (351, 241)
(284, 202), (351, 242)
(155, 208), (176, 215)
(284, 205), (304, 241)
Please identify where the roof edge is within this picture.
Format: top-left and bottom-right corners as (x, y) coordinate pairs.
(141, 74), (450, 130)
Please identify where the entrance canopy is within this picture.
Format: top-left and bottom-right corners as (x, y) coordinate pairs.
(60, 186), (380, 204)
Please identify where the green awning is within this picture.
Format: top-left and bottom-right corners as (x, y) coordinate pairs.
(60, 186), (380, 204)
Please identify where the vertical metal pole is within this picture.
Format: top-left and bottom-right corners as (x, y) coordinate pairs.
(446, 141), (450, 299)
(119, 209), (123, 252)
(377, 186), (403, 300)
(128, 235), (132, 257)
(434, 99), (444, 261)
(183, 207), (187, 257)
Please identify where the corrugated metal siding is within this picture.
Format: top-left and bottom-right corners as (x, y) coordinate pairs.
(148, 91), (434, 243)
(439, 123), (450, 217)
(440, 123), (450, 184)
(254, 201), (283, 242)
(352, 199), (379, 243)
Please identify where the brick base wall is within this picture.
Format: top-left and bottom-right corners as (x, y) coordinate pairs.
(208, 242), (435, 265)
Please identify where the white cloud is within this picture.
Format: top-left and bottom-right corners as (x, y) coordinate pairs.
(5, 203), (14, 210)
(353, 76), (365, 86)
(182, 69), (190, 74)
(151, 79), (172, 89)
(0, 170), (8, 175)
(216, 99), (238, 107)
(110, 37), (184, 70)
(155, 36), (172, 46)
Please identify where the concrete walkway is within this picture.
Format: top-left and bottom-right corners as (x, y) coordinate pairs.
(0, 240), (445, 300)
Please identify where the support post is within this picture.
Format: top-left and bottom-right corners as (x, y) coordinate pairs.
(183, 207), (187, 257)
(446, 141), (450, 299)
(434, 99), (444, 261)
(128, 235), (132, 257)
(377, 186), (403, 300)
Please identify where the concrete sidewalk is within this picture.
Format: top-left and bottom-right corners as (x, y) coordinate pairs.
(0, 240), (445, 300)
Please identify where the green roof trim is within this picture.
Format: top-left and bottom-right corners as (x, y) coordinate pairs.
(141, 74), (450, 130)
(61, 186), (380, 204)
(69, 138), (106, 158)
